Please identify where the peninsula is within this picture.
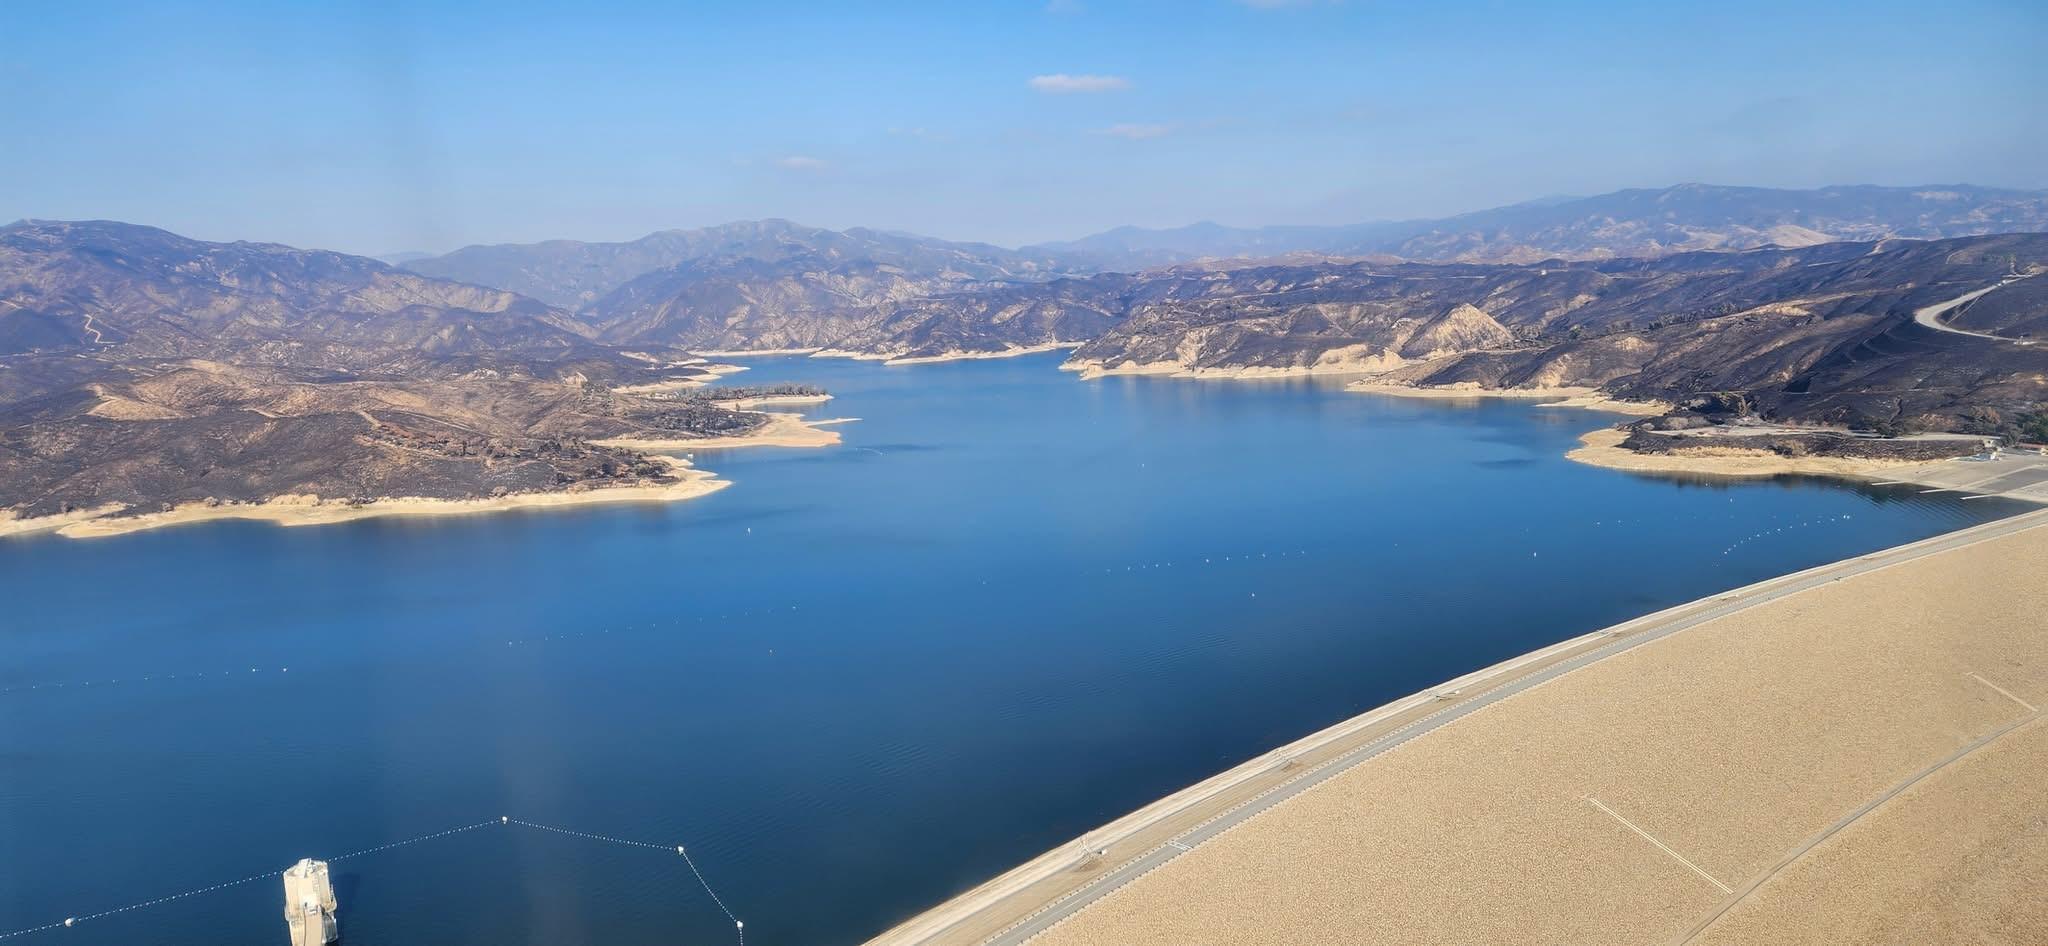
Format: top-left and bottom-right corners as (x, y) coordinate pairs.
(0, 222), (847, 539)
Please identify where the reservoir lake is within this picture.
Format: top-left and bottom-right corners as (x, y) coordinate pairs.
(0, 352), (2025, 945)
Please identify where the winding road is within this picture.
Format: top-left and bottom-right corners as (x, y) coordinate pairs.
(1912, 274), (2036, 343)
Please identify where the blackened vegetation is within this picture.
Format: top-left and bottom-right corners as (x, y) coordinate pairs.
(10, 212), (2048, 521)
(630, 401), (770, 433)
(656, 383), (828, 403)
(0, 221), (801, 522)
(1071, 234), (2048, 436)
(1619, 427), (1984, 464)
(361, 427), (676, 485)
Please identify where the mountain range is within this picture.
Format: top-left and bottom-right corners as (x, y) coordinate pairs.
(383, 183), (2048, 363)
(6, 182), (2048, 524)
(0, 221), (773, 520)
(1024, 183), (2048, 268)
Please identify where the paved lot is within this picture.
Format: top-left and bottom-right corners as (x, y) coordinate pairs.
(1889, 450), (2048, 501)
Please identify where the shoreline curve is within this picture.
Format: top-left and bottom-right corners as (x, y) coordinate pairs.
(3, 411), (854, 541)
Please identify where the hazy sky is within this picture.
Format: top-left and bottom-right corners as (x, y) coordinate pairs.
(3, 0), (2043, 255)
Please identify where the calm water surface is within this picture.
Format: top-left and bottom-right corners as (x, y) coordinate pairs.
(0, 353), (2025, 945)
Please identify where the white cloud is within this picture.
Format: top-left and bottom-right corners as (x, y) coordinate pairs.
(888, 126), (951, 142)
(774, 155), (828, 171)
(1097, 123), (1173, 140)
(1028, 73), (1130, 94)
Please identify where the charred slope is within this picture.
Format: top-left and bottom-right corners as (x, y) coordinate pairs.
(577, 252), (1120, 356)
(0, 221), (784, 522)
(0, 361), (768, 519)
(582, 253), (929, 349)
(406, 186), (2048, 361)
(0, 219), (608, 377)
(823, 276), (1139, 360)
(1070, 234), (2048, 429)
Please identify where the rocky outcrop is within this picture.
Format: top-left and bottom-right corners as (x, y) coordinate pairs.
(1398, 303), (1516, 358)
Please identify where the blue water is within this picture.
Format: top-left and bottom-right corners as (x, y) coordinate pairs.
(0, 353), (2025, 945)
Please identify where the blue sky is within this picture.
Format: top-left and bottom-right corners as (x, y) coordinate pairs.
(3, 0), (2042, 254)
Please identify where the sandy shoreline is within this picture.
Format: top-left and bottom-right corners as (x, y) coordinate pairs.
(4, 457), (731, 541)
(709, 393), (835, 410)
(1348, 381), (1672, 415)
(778, 343), (1085, 366)
(882, 343), (1082, 366)
(810, 348), (892, 362)
(0, 503), (129, 539)
(1067, 359), (1383, 381)
(610, 362), (751, 394)
(7, 410), (855, 541)
(593, 409), (850, 451)
(1065, 358), (1990, 486)
(612, 377), (711, 394)
(1065, 360), (1672, 418)
(1565, 428), (1926, 480)
(690, 347), (824, 357)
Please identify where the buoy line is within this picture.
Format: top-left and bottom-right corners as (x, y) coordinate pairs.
(329, 819), (499, 861)
(5, 546), (1332, 694)
(503, 818), (744, 942)
(0, 816), (745, 944)
(0, 666), (293, 697)
(1720, 513), (1856, 556)
(2, 505), (1889, 697)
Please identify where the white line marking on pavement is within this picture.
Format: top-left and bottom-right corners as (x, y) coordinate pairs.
(1165, 840), (1191, 852)
(1676, 712), (2041, 944)
(1585, 796), (1732, 894)
(1955, 470), (2023, 491)
(1968, 672), (2039, 712)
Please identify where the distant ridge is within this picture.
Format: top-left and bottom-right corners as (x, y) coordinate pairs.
(403, 219), (1076, 310)
(1024, 183), (2048, 267)
(398, 184), (2048, 308)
